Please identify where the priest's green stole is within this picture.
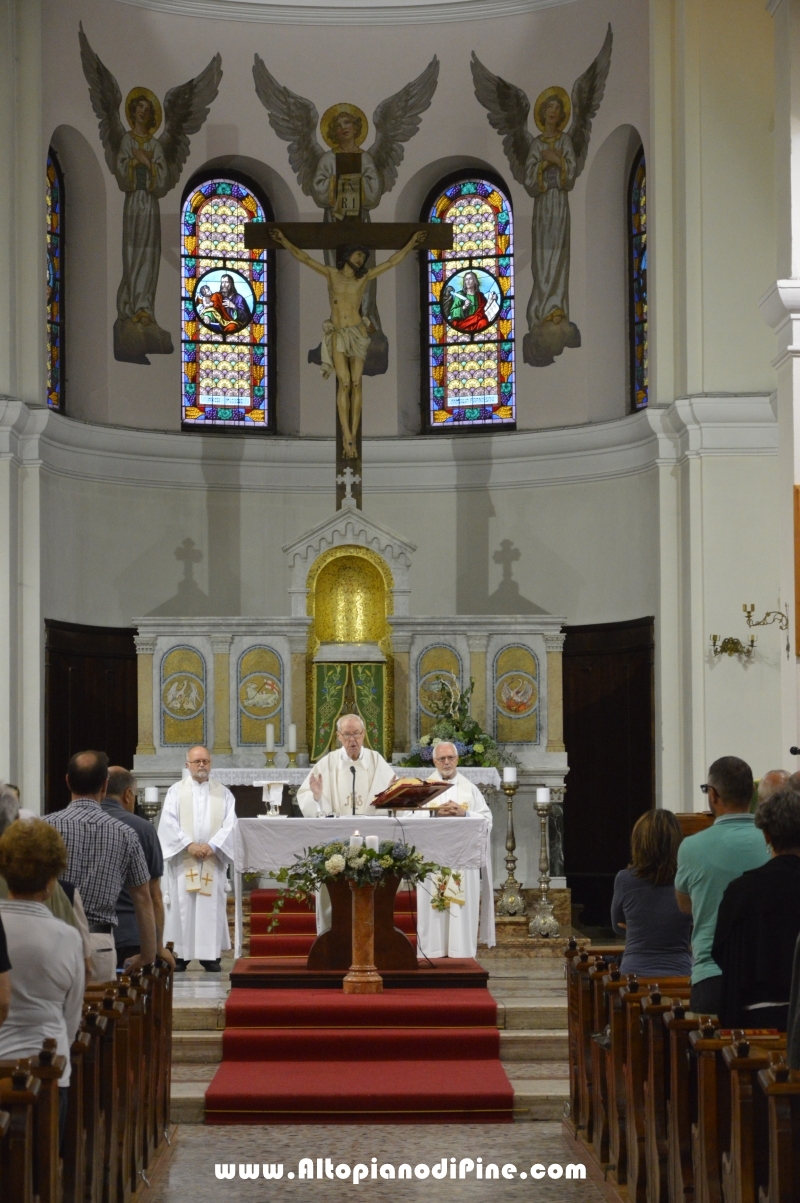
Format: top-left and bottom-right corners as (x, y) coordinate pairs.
(310, 662), (388, 760)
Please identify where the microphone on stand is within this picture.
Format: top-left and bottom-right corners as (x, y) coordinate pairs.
(351, 765), (357, 816)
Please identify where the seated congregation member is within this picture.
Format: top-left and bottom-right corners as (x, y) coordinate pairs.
(712, 787), (800, 1030)
(47, 750), (156, 981)
(0, 819), (84, 1138)
(415, 742), (493, 960)
(610, 809), (692, 976)
(297, 713), (395, 817)
(103, 767), (173, 970)
(675, 756), (770, 1015)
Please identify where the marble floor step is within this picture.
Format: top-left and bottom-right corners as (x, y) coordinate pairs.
(173, 1031), (224, 1063)
(499, 1029), (568, 1061)
(173, 1001), (226, 1031)
(498, 1000), (568, 1030)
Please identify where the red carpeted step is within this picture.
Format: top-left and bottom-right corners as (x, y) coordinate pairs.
(250, 913), (317, 935)
(249, 889), (315, 914)
(223, 1026), (499, 1061)
(205, 1059), (513, 1124)
(224, 987), (499, 1029)
(249, 935), (316, 957)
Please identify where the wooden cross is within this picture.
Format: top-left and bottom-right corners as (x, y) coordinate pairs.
(335, 467), (361, 501)
(245, 220), (452, 253)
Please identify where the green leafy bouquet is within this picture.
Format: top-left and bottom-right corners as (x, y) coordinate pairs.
(268, 839), (452, 929)
(400, 676), (514, 769)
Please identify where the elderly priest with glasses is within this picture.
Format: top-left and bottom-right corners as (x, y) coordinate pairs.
(158, 746), (237, 972)
(416, 741), (493, 959)
(297, 714), (395, 817)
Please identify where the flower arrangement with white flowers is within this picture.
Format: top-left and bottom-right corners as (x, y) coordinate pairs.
(401, 676), (516, 769)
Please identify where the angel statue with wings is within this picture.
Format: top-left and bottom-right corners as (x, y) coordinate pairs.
(472, 26), (612, 367)
(79, 27), (222, 365)
(253, 55), (438, 375)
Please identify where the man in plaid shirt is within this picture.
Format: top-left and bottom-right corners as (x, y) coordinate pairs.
(47, 750), (156, 982)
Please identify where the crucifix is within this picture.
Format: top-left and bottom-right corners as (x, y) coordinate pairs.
(245, 204), (452, 511)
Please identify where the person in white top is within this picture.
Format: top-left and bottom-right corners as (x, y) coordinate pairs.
(415, 742), (493, 959)
(158, 746), (237, 972)
(297, 714), (395, 817)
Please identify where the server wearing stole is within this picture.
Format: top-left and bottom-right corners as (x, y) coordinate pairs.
(416, 742), (493, 959)
(297, 713), (395, 817)
(158, 746), (237, 971)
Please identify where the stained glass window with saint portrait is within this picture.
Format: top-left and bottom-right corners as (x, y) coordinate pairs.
(629, 149), (647, 410)
(423, 175), (515, 429)
(180, 174), (275, 430)
(46, 149), (64, 411)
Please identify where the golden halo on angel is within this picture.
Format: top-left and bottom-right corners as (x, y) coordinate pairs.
(533, 86), (571, 133)
(124, 86), (163, 135)
(320, 102), (369, 149)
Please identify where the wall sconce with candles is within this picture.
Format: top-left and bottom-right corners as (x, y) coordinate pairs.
(743, 603), (791, 661)
(710, 633), (756, 660)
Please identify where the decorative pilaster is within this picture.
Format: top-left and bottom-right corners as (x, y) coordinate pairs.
(210, 634), (233, 755)
(288, 634), (307, 753)
(391, 632), (412, 753)
(134, 635), (157, 756)
(544, 632), (566, 753)
(467, 634), (489, 730)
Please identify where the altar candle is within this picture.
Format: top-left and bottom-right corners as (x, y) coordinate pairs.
(144, 787), (159, 804)
(288, 723), (297, 753)
(536, 786), (551, 804)
(265, 723), (275, 753)
(365, 835), (380, 852)
(349, 832), (363, 849)
(503, 767), (517, 784)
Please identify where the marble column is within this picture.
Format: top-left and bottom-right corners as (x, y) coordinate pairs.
(392, 632), (411, 753)
(134, 635), (157, 756)
(545, 633), (566, 753)
(288, 634), (307, 753)
(468, 634), (489, 730)
(210, 634), (233, 755)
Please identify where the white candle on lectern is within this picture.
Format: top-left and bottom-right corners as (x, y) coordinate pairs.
(265, 723), (275, 753)
(349, 831), (363, 849)
(365, 835), (380, 852)
(288, 723), (297, 753)
(536, 786), (551, 804)
(144, 787), (159, 804)
(503, 767), (517, 784)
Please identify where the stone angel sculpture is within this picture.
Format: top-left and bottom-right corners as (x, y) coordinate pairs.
(472, 25), (613, 367)
(252, 54), (439, 374)
(79, 26), (222, 364)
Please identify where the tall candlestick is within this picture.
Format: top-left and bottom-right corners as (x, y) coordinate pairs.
(265, 723), (275, 752)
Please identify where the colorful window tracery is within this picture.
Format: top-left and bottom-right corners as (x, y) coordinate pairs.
(423, 175), (515, 429)
(629, 149), (648, 410)
(180, 175), (274, 430)
(46, 149), (64, 411)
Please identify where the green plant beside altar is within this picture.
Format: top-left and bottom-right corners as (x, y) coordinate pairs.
(268, 840), (458, 930)
(400, 677), (516, 769)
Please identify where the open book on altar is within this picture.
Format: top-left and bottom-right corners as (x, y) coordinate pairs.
(370, 778), (452, 810)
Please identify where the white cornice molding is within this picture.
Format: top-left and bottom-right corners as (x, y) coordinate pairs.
(648, 394), (777, 464)
(113, 0), (578, 25)
(134, 616), (311, 635)
(390, 615), (566, 634)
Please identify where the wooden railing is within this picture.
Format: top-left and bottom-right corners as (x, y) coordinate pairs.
(563, 939), (800, 1203)
(0, 953), (174, 1203)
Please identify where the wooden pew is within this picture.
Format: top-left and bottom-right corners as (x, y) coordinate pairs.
(642, 989), (691, 1203)
(688, 1018), (732, 1203)
(564, 944), (619, 1140)
(0, 1109), (10, 1198)
(590, 962), (624, 1167)
(26, 1039), (68, 1203)
(756, 1061), (800, 1203)
(666, 1002), (701, 1203)
(64, 1028), (90, 1203)
(0, 1066), (40, 1203)
(720, 1037), (785, 1203)
(152, 953), (174, 1154)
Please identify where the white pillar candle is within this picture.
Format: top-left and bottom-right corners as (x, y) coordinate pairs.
(265, 723), (275, 752)
(144, 787), (159, 804)
(536, 786), (551, 804)
(365, 835), (380, 852)
(503, 766), (517, 784)
(288, 723), (297, 753)
(349, 832), (363, 849)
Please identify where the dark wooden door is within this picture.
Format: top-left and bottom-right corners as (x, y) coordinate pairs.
(44, 620), (138, 813)
(562, 617), (655, 927)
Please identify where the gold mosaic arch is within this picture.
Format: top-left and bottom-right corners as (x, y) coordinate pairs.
(305, 544), (394, 755)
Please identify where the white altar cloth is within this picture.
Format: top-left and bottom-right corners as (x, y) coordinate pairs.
(232, 814), (495, 957)
(215, 767), (501, 789)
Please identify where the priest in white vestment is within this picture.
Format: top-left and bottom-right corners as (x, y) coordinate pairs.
(415, 742), (493, 959)
(158, 746), (237, 971)
(297, 713), (395, 817)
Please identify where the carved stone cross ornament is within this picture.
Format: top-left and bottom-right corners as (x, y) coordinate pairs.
(335, 467), (361, 501)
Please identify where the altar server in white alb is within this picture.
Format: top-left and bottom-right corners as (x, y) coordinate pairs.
(158, 746), (237, 972)
(416, 741), (493, 959)
(297, 713), (395, 817)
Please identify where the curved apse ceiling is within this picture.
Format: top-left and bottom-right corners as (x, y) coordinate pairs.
(112, 0), (580, 25)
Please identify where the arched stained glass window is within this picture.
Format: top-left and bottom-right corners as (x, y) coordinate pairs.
(422, 174), (515, 430)
(628, 148), (648, 410)
(46, 148), (64, 411)
(180, 173), (275, 431)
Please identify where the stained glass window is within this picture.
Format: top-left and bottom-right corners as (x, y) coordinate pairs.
(423, 175), (515, 430)
(180, 173), (274, 431)
(46, 149), (64, 411)
(629, 148), (648, 410)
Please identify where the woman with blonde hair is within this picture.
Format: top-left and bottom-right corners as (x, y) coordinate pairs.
(611, 809), (693, 976)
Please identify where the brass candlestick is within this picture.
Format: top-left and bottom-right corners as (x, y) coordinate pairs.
(495, 781), (526, 916)
(529, 789), (560, 937)
(287, 751), (298, 766)
(265, 751), (276, 767)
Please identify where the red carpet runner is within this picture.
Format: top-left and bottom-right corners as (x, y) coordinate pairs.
(206, 891), (513, 1123)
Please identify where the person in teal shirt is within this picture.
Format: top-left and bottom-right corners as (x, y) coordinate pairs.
(675, 756), (770, 1015)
